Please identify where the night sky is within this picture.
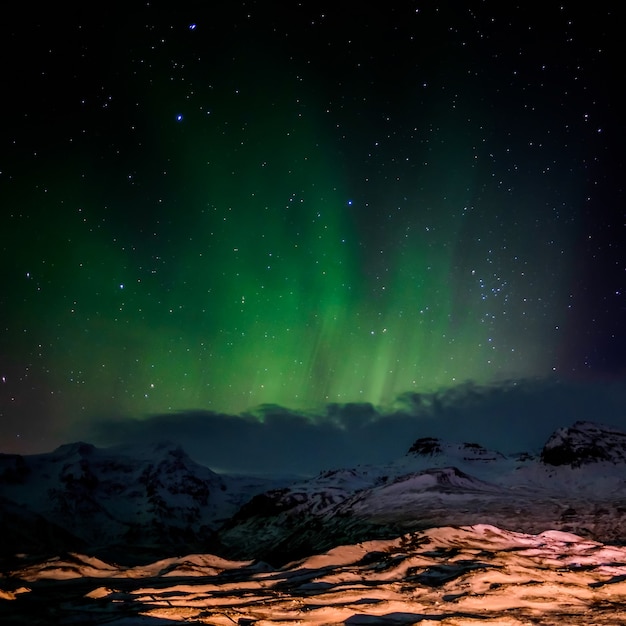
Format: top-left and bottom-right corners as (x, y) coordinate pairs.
(1, 3), (625, 464)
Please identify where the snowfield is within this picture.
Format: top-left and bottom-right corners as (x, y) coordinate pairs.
(2, 524), (626, 624)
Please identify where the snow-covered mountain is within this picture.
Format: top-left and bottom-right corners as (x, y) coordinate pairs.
(1, 420), (626, 567)
(218, 420), (626, 563)
(0, 440), (290, 563)
(541, 419), (626, 466)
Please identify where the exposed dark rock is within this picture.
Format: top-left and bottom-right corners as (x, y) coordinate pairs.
(407, 437), (442, 456)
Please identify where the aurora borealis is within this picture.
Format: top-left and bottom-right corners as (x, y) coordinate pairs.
(1, 3), (625, 456)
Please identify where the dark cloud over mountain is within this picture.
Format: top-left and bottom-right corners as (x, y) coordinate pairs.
(83, 378), (626, 474)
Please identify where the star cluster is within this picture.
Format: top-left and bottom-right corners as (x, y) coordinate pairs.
(0, 3), (624, 451)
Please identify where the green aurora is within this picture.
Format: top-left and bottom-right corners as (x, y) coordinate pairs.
(5, 78), (577, 422)
(2, 5), (598, 446)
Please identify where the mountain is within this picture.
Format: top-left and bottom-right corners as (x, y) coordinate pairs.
(0, 441), (289, 563)
(407, 437), (507, 462)
(2, 420), (626, 567)
(540, 420), (626, 466)
(218, 421), (626, 563)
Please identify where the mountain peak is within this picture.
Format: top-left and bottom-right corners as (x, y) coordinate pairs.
(51, 442), (96, 459)
(107, 440), (189, 461)
(540, 420), (626, 467)
(407, 437), (442, 456)
(406, 437), (505, 462)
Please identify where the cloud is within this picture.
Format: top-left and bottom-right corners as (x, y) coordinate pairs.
(83, 377), (626, 475)
(86, 407), (356, 475)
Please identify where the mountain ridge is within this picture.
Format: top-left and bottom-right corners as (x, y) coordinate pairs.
(2, 420), (626, 565)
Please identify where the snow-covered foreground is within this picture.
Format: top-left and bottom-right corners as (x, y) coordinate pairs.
(2, 524), (626, 625)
